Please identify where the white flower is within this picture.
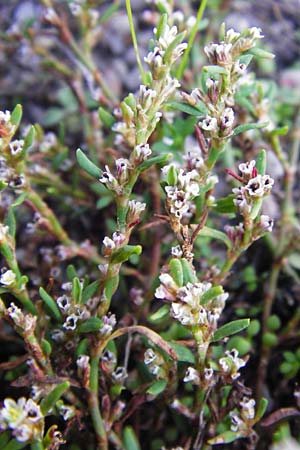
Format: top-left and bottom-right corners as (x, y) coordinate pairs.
(24, 399), (43, 423)
(99, 165), (118, 190)
(9, 140), (24, 156)
(248, 27), (264, 40)
(99, 314), (117, 336)
(128, 200), (146, 220)
(155, 24), (178, 49)
(0, 224), (9, 242)
(204, 367), (214, 380)
(171, 302), (194, 326)
(183, 367), (200, 384)
(225, 28), (240, 43)
(220, 107), (234, 129)
(7, 303), (23, 322)
(132, 143), (152, 163)
(171, 245), (183, 257)
(0, 270), (16, 286)
(229, 412), (244, 432)
(69, 2), (82, 16)
(198, 115), (218, 133)
(63, 314), (78, 331)
(144, 349), (157, 365)
(239, 160), (256, 177)
(14, 423), (32, 442)
(0, 110), (11, 125)
(77, 355), (90, 370)
(204, 43), (232, 65)
(258, 215), (274, 233)
(240, 397), (256, 420)
(246, 174), (274, 197)
(112, 231), (125, 247)
(59, 405), (75, 421)
(112, 367), (128, 383)
(103, 236), (115, 250)
(57, 295), (70, 312)
(138, 85), (157, 111)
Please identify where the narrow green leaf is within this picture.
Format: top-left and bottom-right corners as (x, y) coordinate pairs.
(72, 277), (82, 304)
(155, 14), (168, 39)
(232, 121), (269, 136)
(211, 319), (250, 342)
(166, 101), (207, 116)
(256, 149), (266, 175)
(40, 381), (70, 415)
(255, 398), (268, 422)
(270, 125), (289, 136)
(181, 258), (196, 284)
(110, 245), (142, 264)
(213, 194), (236, 214)
(41, 338), (52, 356)
(0, 431), (10, 449)
(148, 305), (170, 324)
(21, 126), (35, 157)
(203, 65), (227, 75)
(248, 47), (275, 59)
(11, 193), (28, 208)
(168, 342), (195, 364)
(138, 154), (172, 173)
(3, 439), (28, 450)
(208, 430), (241, 445)
(4, 209), (16, 238)
(82, 279), (101, 303)
(39, 287), (62, 322)
(170, 258), (183, 287)
(78, 317), (103, 333)
(66, 264), (77, 281)
(76, 149), (102, 178)
(146, 379), (167, 396)
(196, 226), (232, 249)
(75, 338), (88, 357)
(98, 107), (115, 128)
(201, 286), (224, 305)
(10, 104), (23, 128)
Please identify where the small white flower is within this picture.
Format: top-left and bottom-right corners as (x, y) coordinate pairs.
(239, 160), (256, 177)
(77, 355), (90, 370)
(183, 367), (200, 384)
(7, 303), (23, 322)
(59, 405), (75, 421)
(246, 174), (274, 197)
(57, 295), (70, 312)
(220, 107), (234, 129)
(248, 27), (264, 40)
(198, 115), (218, 133)
(258, 215), (274, 233)
(25, 399), (42, 423)
(171, 245), (183, 257)
(14, 423), (32, 442)
(69, 2), (82, 16)
(63, 314), (78, 331)
(9, 140), (24, 156)
(204, 43), (232, 65)
(128, 200), (146, 220)
(111, 366), (128, 383)
(138, 85), (157, 111)
(99, 314), (117, 336)
(112, 231), (125, 247)
(144, 349), (156, 365)
(240, 397), (256, 420)
(103, 236), (115, 250)
(229, 411), (243, 432)
(171, 302), (194, 326)
(132, 143), (152, 163)
(0, 224), (9, 242)
(0, 270), (16, 286)
(204, 367), (214, 380)
(225, 28), (241, 43)
(1, 398), (27, 429)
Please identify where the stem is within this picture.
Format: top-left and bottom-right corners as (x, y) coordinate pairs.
(125, 0), (147, 84)
(176, 0), (209, 80)
(31, 441), (44, 450)
(89, 349), (108, 450)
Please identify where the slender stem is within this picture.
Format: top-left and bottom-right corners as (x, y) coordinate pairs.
(125, 0), (147, 84)
(176, 0), (209, 80)
(89, 348), (108, 450)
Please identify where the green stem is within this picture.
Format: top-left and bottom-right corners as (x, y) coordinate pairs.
(125, 0), (147, 84)
(89, 349), (108, 450)
(31, 440), (44, 450)
(176, 0), (209, 80)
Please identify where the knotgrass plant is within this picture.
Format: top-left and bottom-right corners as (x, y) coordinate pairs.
(0, 1), (299, 449)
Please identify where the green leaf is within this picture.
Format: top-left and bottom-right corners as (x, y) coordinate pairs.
(0, 431), (10, 449)
(10, 104), (23, 128)
(98, 107), (115, 128)
(78, 317), (103, 333)
(254, 398), (268, 422)
(3, 439), (28, 450)
(21, 126), (35, 157)
(248, 47), (275, 59)
(232, 121), (269, 136)
(155, 14), (168, 40)
(256, 149), (266, 175)
(39, 287), (62, 322)
(110, 245), (142, 264)
(168, 342), (195, 364)
(66, 264), (77, 281)
(96, 196), (113, 210)
(196, 226), (232, 249)
(4, 209), (16, 238)
(213, 194), (236, 214)
(146, 379), (168, 396)
(203, 65), (227, 75)
(208, 430), (240, 445)
(82, 279), (101, 303)
(76, 149), (102, 178)
(99, 2), (120, 23)
(148, 305), (170, 324)
(41, 338), (52, 356)
(123, 426), (141, 450)
(270, 125), (289, 136)
(170, 258), (183, 287)
(166, 101), (207, 116)
(201, 286), (224, 305)
(138, 154), (172, 173)
(11, 192), (28, 208)
(211, 319), (250, 342)
(181, 258), (196, 284)
(40, 381), (70, 415)
(72, 277), (82, 304)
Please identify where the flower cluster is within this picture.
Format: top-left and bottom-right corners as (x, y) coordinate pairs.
(155, 272), (228, 333)
(0, 397), (44, 442)
(229, 397), (256, 434)
(112, 20), (186, 147)
(144, 348), (165, 378)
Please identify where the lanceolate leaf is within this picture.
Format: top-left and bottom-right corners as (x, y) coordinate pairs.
(196, 226), (232, 249)
(40, 381), (70, 415)
(232, 121), (268, 136)
(10, 104), (23, 128)
(39, 287), (62, 322)
(146, 379), (167, 396)
(211, 318), (250, 342)
(111, 245), (142, 264)
(168, 341), (195, 363)
(76, 149), (102, 178)
(123, 426), (141, 450)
